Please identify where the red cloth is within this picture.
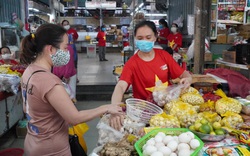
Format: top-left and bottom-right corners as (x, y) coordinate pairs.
(52, 45), (77, 79)
(158, 28), (170, 44)
(0, 59), (19, 65)
(167, 33), (182, 52)
(67, 28), (78, 41)
(204, 68), (250, 98)
(119, 48), (185, 100)
(97, 31), (106, 47)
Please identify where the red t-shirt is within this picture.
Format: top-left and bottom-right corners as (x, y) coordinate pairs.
(158, 28), (170, 44)
(0, 59), (19, 65)
(119, 49), (185, 100)
(67, 28), (78, 41)
(167, 33), (182, 52)
(97, 31), (106, 47)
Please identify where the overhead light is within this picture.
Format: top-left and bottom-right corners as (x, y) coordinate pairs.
(139, 3), (144, 8)
(135, 8), (139, 12)
(145, 13), (167, 17)
(130, 12), (134, 16)
(47, 13), (51, 16)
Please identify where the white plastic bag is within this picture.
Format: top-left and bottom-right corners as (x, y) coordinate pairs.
(0, 74), (20, 94)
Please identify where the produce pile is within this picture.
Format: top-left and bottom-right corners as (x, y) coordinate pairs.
(0, 64), (26, 94)
(92, 83), (250, 155)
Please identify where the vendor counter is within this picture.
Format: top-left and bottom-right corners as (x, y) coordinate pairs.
(0, 91), (23, 136)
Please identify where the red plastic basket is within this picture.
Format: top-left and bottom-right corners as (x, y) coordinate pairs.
(0, 148), (24, 156)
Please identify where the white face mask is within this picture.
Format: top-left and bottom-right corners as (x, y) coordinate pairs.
(2, 53), (11, 60)
(50, 49), (70, 66)
(64, 25), (70, 30)
(171, 27), (177, 33)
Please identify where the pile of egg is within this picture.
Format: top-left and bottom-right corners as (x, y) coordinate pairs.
(142, 131), (200, 156)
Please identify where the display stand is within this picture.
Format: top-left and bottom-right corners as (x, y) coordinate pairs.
(0, 92), (23, 136)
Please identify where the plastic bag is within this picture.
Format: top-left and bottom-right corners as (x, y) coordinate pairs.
(96, 115), (124, 146)
(221, 111), (244, 129)
(62, 82), (74, 99)
(149, 112), (180, 128)
(152, 81), (184, 107)
(69, 123), (89, 153)
(0, 74), (20, 94)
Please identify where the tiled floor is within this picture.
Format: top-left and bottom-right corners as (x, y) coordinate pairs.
(0, 52), (123, 155)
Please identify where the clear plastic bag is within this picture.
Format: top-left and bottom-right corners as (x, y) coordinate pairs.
(96, 115), (124, 146)
(0, 74), (20, 94)
(152, 83), (184, 107)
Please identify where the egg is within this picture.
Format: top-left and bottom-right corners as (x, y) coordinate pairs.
(157, 132), (166, 138)
(173, 136), (179, 143)
(186, 131), (195, 140)
(178, 133), (192, 143)
(167, 140), (178, 152)
(190, 139), (200, 149)
(143, 144), (147, 151)
(163, 136), (173, 145)
(169, 153), (177, 156)
(178, 149), (191, 156)
(177, 143), (190, 151)
(158, 146), (172, 156)
(146, 138), (156, 146)
(143, 150), (150, 156)
(145, 145), (157, 155)
(155, 142), (165, 150)
(151, 151), (164, 156)
(155, 135), (163, 143)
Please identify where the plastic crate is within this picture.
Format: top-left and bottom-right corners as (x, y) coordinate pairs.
(134, 128), (204, 156)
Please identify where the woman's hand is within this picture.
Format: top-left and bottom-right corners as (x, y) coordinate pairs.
(179, 77), (192, 90)
(109, 114), (125, 131)
(106, 104), (125, 116)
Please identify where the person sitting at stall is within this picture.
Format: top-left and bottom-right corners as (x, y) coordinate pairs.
(0, 46), (19, 65)
(109, 20), (192, 130)
(167, 23), (183, 53)
(157, 19), (170, 50)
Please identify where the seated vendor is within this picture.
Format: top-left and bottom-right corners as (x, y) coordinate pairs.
(0, 46), (19, 65)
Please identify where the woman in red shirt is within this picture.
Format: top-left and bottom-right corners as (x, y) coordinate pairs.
(157, 19), (170, 50)
(0, 46), (19, 65)
(167, 23), (183, 53)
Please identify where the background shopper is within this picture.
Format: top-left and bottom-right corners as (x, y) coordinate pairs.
(167, 23), (183, 53)
(97, 25), (108, 61)
(157, 19), (170, 50)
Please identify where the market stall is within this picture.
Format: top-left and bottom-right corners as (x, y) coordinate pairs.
(90, 74), (250, 156)
(0, 64), (26, 136)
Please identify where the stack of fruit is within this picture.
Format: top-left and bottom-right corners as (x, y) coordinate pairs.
(189, 118), (227, 141)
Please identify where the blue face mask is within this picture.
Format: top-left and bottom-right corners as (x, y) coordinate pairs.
(101, 28), (106, 31)
(135, 40), (154, 53)
(159, 25), (163, 29)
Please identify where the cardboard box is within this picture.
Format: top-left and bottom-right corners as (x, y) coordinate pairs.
(227, 35), (236, 43)
(239, 32), (250, 39)
(16, 125), (27, 138)
(217, 28), (227, 34)
(238, 24), (250, 32)
(204, 53), (213, 61)
(222, 50), (236, 63)
(217, 34), (227, 43)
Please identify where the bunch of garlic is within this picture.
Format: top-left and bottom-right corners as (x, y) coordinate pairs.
(149, 114), (180, 128)
(142, 131), (200, 156)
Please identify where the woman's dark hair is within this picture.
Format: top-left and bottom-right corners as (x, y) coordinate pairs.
(20, 24), (67, 65)
(159, 19), (169, 28)
(172, 23), (178, 28)
(0, 46), (11, 54)
(61, 20), (69, 25)
(134, 20), (157, 36)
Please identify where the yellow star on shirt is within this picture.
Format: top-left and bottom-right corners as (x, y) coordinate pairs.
(169, 40), (175, 48)
(145, 75), (168, 92)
